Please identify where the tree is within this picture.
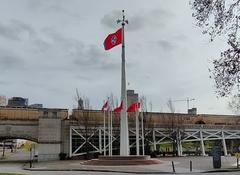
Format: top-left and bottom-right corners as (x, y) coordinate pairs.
(191, 0), (240, 97)
(228, 94), (240, 114)
(166, 99), (185, 156)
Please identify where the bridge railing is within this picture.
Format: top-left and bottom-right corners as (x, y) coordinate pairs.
(0, 107), (39, 120)
(151, 123), (240, 130)
(69, 119), (240, 131)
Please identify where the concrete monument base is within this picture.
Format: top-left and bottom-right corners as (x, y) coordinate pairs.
(82, 155), (162, 166)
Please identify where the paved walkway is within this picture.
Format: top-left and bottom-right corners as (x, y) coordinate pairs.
(22, 156), (240, 174)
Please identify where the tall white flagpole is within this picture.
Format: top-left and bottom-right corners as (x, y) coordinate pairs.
(141, 111), (145, 155)
(118, 10), (129, 156)
(136, 109), (140, 155)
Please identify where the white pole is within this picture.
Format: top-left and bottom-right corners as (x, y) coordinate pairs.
(136, 110), (140, 155)
(200, 129), (206, 156)
(108, 109), (110, 156)
(141, 111), (145, 155)
(153, 129), (156, 151)
(110, 110), (113, 156)
(99, 128), (102, 154)
(119, 10), (129, 156)
(103, 110), (106, 156)
(222, 130), (228, 156)
(69, 127), (72, 158)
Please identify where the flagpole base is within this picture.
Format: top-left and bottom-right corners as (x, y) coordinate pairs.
(82, 155), (162, 166)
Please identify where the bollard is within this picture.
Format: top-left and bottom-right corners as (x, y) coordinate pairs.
(172, 161), (175, 173)
(190, 160), (192, 172)
(29, 147), (32, 168)
(237, 158), (239, 169)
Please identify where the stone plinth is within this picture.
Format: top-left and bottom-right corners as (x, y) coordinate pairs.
(82, 155), (161, 166)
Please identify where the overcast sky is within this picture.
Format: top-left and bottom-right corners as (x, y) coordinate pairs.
(0, 0), (234, 114)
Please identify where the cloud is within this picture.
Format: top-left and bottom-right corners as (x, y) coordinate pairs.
(156, 40), (175, 51)
(0, 20), (35, 41)
(0, 49), (25, 71)
(73, 44), (118, 70)
(26, 0), (81, 19)
(173, 34), (188, 41)
(101, 9), (174, 31)
(27, 28), (119, 72)
(0, 80), (9, 85)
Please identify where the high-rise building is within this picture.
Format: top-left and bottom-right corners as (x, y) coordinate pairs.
(7, 97), (28, 107)
(127, 90), (138, 108)
(0, 96), (6, 106)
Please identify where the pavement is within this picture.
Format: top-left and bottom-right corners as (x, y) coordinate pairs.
(21, 156), (240, 174)
(1, 150), (240, 174)
(0, 148), (30, 162)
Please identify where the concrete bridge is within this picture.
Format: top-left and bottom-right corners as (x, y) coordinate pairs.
(0, 107), (67, 161)
(1, 107), (240, 161)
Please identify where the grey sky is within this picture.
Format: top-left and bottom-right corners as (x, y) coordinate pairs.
(0, 0), (232, 114)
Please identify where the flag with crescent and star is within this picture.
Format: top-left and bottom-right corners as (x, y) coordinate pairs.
(104, 28), (122, 50)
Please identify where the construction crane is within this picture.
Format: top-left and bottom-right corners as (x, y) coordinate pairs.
(172, 97), (195, 112)
(75, 88), (83, 109)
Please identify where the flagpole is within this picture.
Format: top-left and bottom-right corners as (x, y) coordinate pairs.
(141, 111), (145, 155)
(118, 10), (129, 156)
(108, 107), (110, 156)
(136, 109), (140, 156)
(103, 110), (106, 156)
(110, 110), (113, 156)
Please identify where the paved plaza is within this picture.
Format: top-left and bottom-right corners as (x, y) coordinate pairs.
(1, 156), (240, 175)
(0, 162), (240, 175)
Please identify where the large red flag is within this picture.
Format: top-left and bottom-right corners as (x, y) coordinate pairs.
(127, 102), (140, 112)
(101, 101), (109, 111)
(104, 28), (122, 50)
(114, 101), (123, 113)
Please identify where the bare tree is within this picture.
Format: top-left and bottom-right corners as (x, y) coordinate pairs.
(228, 94), (240, 114)
(167, 99), (175, 113)
(74, 88), (84, 109)
(139, 96), (148, 154)
(191, 0), (240, 97)
(166, 99), (184, 156)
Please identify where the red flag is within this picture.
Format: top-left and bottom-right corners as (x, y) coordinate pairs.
(104, 28), (122, 50)
(114, 101), (123, 113)
(101, 101), (109, 111)
(127, 102), (140, 112)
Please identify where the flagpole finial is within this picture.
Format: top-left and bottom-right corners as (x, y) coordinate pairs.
(117, 10), (128, 25)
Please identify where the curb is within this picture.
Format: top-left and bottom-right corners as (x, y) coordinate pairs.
(22, 167), (240, 174)
(23, 167), (174, 174)
(203, 168), (240, 173)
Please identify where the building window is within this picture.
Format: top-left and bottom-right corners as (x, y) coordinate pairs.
(52, 112), (57, 118)
(43, 111), (48, 118)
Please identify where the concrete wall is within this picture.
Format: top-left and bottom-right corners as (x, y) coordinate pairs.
(71, 110), (240, 126)
(38, 118), (61, 161)
(61, 120), (70, 157)
(0, 120), (38, 141)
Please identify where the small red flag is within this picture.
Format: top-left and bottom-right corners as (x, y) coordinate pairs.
(101, 101), (109, 111)
(114, 101), (123, 113)
(127, 102), (140, 112)
(104, 28), (122, 50)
